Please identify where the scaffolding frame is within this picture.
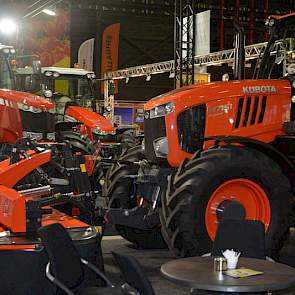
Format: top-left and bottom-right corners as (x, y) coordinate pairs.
(103, 38), (295, 123)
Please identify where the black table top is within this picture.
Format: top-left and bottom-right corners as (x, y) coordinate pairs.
(161, 256), (295, 293)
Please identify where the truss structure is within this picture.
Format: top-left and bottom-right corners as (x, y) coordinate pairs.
(103, 38), (295, 123)
(174, 0), (196, 87)
(105, 39), (295, 80)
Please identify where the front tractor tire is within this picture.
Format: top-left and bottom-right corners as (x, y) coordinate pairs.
(160, 146), (293, 258)
(107, 146), (166, 249)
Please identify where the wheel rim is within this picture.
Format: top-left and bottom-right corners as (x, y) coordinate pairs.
(205, 178), (271, 241)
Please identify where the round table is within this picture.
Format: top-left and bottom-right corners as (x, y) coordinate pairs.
(161, 257), (295, 293)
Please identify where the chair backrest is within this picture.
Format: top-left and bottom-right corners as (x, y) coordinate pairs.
(38, 223), (84, 289)
(211, 219), (266, 259)
(112, 251), (155, 295)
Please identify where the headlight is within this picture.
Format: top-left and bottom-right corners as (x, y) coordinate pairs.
(153, 137), (168, 158)
(149, 102), (175, 119)
(17, 103), (42, 113)
(91, 128), (115, 135)
(47, 132), (55, 141)
(45, 71), (53, 77)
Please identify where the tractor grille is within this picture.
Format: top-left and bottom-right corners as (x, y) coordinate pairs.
(234, 95), (267, 128)
(144, 115), (166, 163)
(177, 104), (206, 154)
(20, 111), (55, 140)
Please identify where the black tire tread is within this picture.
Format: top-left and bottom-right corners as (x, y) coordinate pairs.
(160, 146), (293, 258)
(106, 146), (166, 249)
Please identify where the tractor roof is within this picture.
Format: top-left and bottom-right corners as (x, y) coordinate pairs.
(0, 44), (13, 51)
(42, 67), (94, 76)
(0, 44), (15, 55)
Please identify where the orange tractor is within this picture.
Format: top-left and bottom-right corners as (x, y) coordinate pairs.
(14, 65), (139, 158)
(0, 43), (101, 221)
(0, 45), (104, 294)
(0, 178), (103, 294)
(106, 12), (295, 258)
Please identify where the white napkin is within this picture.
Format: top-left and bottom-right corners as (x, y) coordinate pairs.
(222, 249), (241, 269)
(222, 249), (241, 259)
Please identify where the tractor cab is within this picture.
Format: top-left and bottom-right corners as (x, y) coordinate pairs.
(40, 67), (96, 114)
(14, 66), (116, 140)
(0, 45), (55, 143)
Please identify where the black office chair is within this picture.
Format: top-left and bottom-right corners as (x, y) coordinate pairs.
(112, 251), (156, 295)
(38, 223), (122, 295)
(211, 219), (266, 259)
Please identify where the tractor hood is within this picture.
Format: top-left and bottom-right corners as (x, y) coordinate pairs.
(144, 80), (291, 111)
(0, 89), (54, 111)
(65, 106), (116, 133)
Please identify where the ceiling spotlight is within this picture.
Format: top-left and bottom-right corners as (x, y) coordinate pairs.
(146, 74), (151, 82)
(0, 18), (17, 35)
(169, 71), (175, 79)
(125, 77), (129, 84)
(42, 8), (56, 16)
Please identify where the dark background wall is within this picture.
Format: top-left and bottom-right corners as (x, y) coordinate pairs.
(70, 0), (295, 101)
(70, 0), (174, 101)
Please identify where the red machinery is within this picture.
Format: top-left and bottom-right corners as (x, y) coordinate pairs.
(0, 182), (103, 295)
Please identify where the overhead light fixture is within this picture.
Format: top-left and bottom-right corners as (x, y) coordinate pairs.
(42, 8), (56, 16)
(0, 18), (17, 35)
(146, 74), (151, 82)
(125, 77), (129, 84)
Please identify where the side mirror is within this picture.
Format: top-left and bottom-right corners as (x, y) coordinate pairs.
(222, 73), (230, 81)
(43, 89), (53, 98)
(32, 60), (41, 75)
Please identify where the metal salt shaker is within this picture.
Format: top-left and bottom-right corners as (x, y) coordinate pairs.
(214, 257), (228, 272)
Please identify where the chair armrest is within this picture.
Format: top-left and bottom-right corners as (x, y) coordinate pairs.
(201, 253), (211, 257)
(266, 256), (274, 262)
(81, 258), (114, 287)
(46, 263), (75, 295)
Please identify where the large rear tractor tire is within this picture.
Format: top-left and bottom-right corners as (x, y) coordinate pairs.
(57, 131), (96, 155)
(107, 146), (166, 248)
(160, 146), (293, 258)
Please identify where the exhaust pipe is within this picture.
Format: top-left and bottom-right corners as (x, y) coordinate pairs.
(233, 19), (245, 80)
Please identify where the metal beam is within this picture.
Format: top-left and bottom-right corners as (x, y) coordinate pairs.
(102, 38), (295, 123)
(105, 39), (295, 80)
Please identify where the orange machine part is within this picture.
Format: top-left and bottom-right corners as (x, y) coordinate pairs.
(84, 155), (95, 176)
(65, 105), (116, 135)
(0, 185), (26, 233)
(0, 150), (52, 188)
(205, 179), (271, 241)
(145, 79), (291, 167)
(42, 208), (89, 228)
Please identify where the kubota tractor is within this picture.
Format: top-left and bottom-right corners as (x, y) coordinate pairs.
(106, 12), (295, 258)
